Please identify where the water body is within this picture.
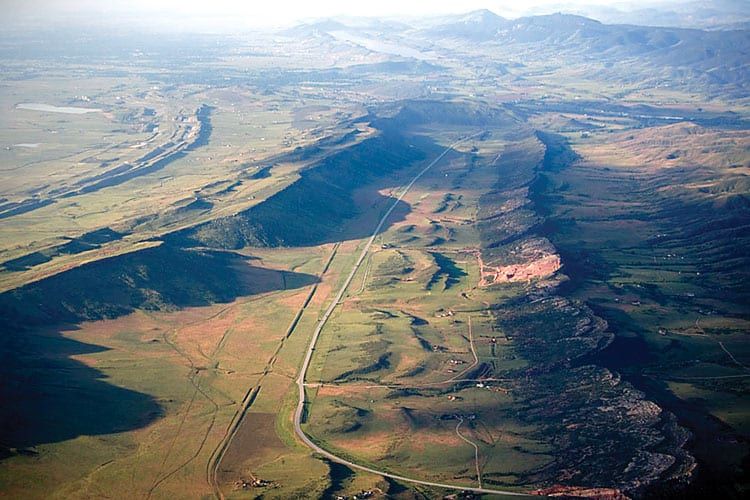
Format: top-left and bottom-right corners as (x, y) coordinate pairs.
(16, 103), (102, 114)
(329, 31), (436, 61)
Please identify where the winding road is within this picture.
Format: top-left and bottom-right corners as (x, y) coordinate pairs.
(456, 417), (483, 489)
(292, 132), (533, 497)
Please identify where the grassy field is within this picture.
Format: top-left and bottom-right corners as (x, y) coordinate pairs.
(299, 123), (559, 492)
(0, 246), (323, 497)
(3, 98), (724, 498)
(0, 71), (370, 293)
(0, 102), (512, 498)
(1, 19), (748, 497)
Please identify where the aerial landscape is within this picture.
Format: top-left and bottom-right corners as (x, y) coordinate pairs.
(0, 0), (748, 498)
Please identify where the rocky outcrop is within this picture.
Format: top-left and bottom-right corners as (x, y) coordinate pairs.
(477, 133), (693, 497)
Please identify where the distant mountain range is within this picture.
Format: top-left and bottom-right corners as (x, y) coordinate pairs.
(419, 10), (749, 85)
(553, 0), (750, 30)
(422, 1), (750, 30)
(286, 9), (749, 94)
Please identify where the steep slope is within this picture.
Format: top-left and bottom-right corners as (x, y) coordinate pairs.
(475, 134), (694, 496)
(168, 100), (508, 250)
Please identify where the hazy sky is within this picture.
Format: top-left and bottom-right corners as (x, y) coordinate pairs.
(5, 0), (687, 28)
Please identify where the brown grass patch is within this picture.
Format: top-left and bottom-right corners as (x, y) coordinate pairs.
(333, 431), (394, 458)
(276, 287), (314, 311)
(218, 412), (286, 485)
(580, 122), (750, 171)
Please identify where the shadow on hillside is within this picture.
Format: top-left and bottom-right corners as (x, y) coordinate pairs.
(0, 244), (318, 454)
(0, 329), (158, 454)
(167, 124), (444, 250)
(168, 99), (520, 251)
(0, 99), (510, 456)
